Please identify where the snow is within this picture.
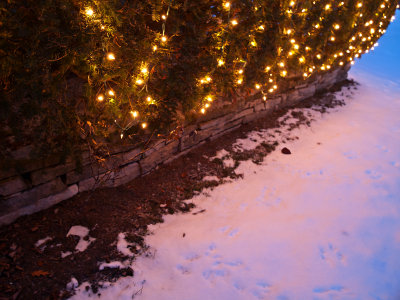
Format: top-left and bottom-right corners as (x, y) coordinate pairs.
(67, 225), (96, 253)
(202, 176), (220, 182)
(99, 261), (126, 271)
(70, 14), (400, 300)
(34, 236), (52, 249)
(61, 251), (72, 258)
(67, 277), (79, 291)
(210, 149), (236, 168)
(117, 233), (135, 257)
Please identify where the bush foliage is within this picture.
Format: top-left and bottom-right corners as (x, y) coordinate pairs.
(0, 0), (397, 163)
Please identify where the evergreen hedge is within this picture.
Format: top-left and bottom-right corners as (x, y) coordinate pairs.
(0, 0), (397, 164)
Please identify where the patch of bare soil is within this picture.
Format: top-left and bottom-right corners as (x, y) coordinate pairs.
(0, 80), (357, 300)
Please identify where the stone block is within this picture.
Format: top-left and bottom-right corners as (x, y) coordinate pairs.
(0, 185), (78, 226)
(31, 163), (75, 186)
(297, 84), (316, 98)
(0, 176), (28, 197)
(78, 172), (115, 193)
(243, 110), (269, 124)
(122, 147), (143, 163)
(66, 163), (107, 185)
(210, 124), (242, 141)
(285, 90), (302, 105)
(254, 102), (266, 112)
(113, 163), (141, 186)
(1, 178), (66, 212)
(234, 108), (255, 120)
(198, 112), (237, 130)
(181, 127), (215, 151)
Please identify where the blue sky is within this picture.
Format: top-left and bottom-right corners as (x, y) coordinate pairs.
(352, 10), (400, 82)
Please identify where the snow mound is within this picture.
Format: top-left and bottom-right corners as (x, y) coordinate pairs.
(117, 233), (135, 257)
(67, 225), (96, 252)
(202, 176), (219, 182)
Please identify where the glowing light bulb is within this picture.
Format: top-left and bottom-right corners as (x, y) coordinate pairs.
(142, 123), (147, 129)
(201, 108), (206, 114)
(206, 76), (212, 82)
(231, 19), (238, 26)
(238, 69), (244, 74)
(130, 110), (138, 118)
(330, 36), (336, 41)
(259, 25), (265, 30)
(107, 53), (116, 61)
(334, 24), (340, 30)
(299, 57), (305, 63)
(161, 15), (167, 20)
(281, 70), (287, 77)
(224, 2), (231, 9)
(325, 4), (330, 10)
(85, 8), (94, 16)
(218, 59), (225, 66)
(290, 1), (295, 6)
(153, 45), (158, 51)
(141, 67), (148, 74)
(263, 96), (267, 101)
(108, 90), (115, 96)
(146, 96), (152, 102)
(316, 54), (321, 59)
(237, 79), (243, 85)
(136, 79), (144, 85)
(255, 84), (261, 89)
(97, 95), (104, 102)
(279, 62), (285, 68)
(357, 2), (363, 8)
(161, 36), (167, 43)
(294, 44), (299, 50)
(207, 96), (213, 102)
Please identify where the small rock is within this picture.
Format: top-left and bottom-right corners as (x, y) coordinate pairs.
(281, 147), (291, 155)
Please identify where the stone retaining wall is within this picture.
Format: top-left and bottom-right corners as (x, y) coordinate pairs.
(0, 66), (350, 226)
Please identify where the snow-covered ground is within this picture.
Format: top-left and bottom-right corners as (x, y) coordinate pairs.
(71, 13), (400, 300)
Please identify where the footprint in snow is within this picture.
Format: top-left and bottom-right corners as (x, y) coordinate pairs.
(251, 281), (272, 299)
(313, 285), (349, 299)
(364, 169), (382, 180)
(319, 243), (346, 267)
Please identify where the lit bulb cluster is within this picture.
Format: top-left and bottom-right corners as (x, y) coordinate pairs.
(83, 0), (397, 139)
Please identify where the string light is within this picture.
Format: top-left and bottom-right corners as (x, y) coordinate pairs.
(85, 8), (94, 17)
(86, 0), (396, 135)
(107, 53), (116, 61)
(130, 110), (138, 118)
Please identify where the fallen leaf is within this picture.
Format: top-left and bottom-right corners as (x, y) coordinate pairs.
(31, 270), (49, 277)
